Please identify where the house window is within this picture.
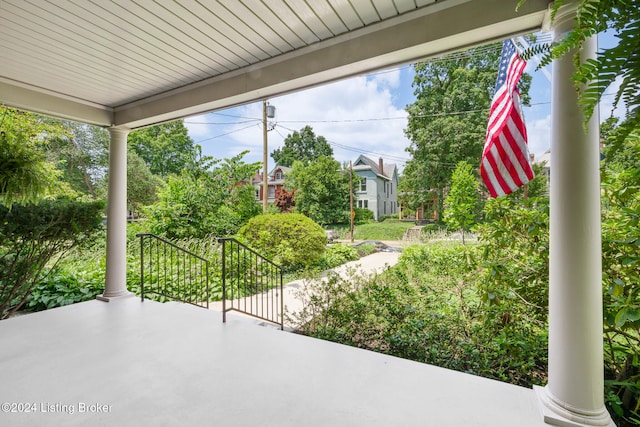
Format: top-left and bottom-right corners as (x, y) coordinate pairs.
(255, 188), (260, 200)
(390, 183), (393, 195)
(384, 201), (387, 214)
(364, 200), (368, 208)
(268, 187), (275, 199)
(275, 171), (283, 180)
(359, 178), (366, 192)
(358, 200), (368, 209)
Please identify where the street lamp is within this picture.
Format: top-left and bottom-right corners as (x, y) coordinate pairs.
(263, 100), (276, 212)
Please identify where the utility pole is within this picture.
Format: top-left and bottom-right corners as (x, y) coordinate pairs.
(349, 161), (354, 243)
(262, 100), (268, 213)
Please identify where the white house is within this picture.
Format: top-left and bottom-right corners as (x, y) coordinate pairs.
(353, 155), (399, 221)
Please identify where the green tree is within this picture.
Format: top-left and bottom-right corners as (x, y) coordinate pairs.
(0, 109), (72, 206)
(145, 151), (260, 238)
(287, 156), (352, 225)
(443, 161), (480, 243)
(126, 151), (165, 213)
(271, 125), (333, 167)
(402, 42), (531, 221)
(46, 122), (109, 198)
(128, 120), (199, 176)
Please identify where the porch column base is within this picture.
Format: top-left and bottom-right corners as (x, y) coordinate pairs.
(534, 386), (615, 427)
(96, 292), (135, 302)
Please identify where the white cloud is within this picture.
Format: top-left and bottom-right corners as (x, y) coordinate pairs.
(187, 72), (413, 171)
(526, 114), (551, 159)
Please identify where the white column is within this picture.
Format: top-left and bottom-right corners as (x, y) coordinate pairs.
(97, 127), (133, 301)
(534, 3), (614, 426)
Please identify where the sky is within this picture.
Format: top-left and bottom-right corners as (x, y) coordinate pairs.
(184, 32), (623, 174)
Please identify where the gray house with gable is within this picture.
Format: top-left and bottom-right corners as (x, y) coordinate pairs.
(353, 155), (399, 221)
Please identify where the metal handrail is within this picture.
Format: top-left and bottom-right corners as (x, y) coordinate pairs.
(219, 237), (284, 330)
(137, 233), (210, 309)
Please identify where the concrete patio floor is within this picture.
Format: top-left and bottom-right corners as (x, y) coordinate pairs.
(0, 296), (548, 427)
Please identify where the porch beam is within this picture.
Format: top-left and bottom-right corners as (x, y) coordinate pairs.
(534, 3), (614, 426)
(98, 127), (132, 301)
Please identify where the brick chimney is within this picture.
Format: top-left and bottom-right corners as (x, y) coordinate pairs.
(378, 157), (384, 175)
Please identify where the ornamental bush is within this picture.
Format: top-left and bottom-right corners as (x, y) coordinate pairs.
(237, 213), (326, 271)
(0, 198), (104, 319)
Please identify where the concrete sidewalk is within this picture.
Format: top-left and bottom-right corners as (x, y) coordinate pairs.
(210, 251), (401, 329)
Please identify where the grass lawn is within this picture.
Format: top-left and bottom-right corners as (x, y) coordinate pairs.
(334, 220), (416, 241)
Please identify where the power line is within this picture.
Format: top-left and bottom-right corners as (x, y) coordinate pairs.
(275, 124), (410, 164)
(185, 119), (260, 125)
(193, 123), (259, 144)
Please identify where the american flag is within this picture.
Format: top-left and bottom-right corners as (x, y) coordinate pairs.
(480, 39), (534, 198)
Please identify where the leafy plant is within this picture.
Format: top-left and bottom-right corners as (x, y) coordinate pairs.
(27, 270), (104, 311)
(145, 151), (260, 238)
(288, 242), (548, 387)
(237, 213), (326, 272)
(443, 161), (481, 244)
(518, 0), (639, 151)
(0, 109), (72, 205)
(316, 243), (359, 270)
(287, 156), (353, 226)
(0, 198), (104, 319)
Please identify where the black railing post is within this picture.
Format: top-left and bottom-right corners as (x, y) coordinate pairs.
(280, 270), (284, 330)
(140, 234), (145, 302)
(221, 238), (226, 323)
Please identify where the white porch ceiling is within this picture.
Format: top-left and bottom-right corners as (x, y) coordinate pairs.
(0, 0), (550, 129)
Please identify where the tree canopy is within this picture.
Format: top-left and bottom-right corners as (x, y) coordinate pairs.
(128, 120), (199, 176)
(46, 121), (109, 198)
(271, 125), (333, 167)
(287, 156), (352, 225)
(401, 42), (531, 220)
(145, 151), (261, 238)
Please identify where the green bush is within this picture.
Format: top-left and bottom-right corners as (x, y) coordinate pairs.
(288, 242), (548, 387)
(0, 198), (104, 319)
(237, 213), (326, 272)
(27, 270), (104, 311)
(317, 243), (359, 270)
(354, 208), (374, 224)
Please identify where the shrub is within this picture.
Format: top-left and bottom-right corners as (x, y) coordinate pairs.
(0, 198), (104, 319)
(288, 242), (548, 387)
(27, 270), (104, 311)
(317, 243), (359, 270)
(354, 208), (374, 224)
(237, 213), (326, 271)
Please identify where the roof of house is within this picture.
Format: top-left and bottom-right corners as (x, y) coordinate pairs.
(252, 165), (291, 185)
(353, 155), (397, 180)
